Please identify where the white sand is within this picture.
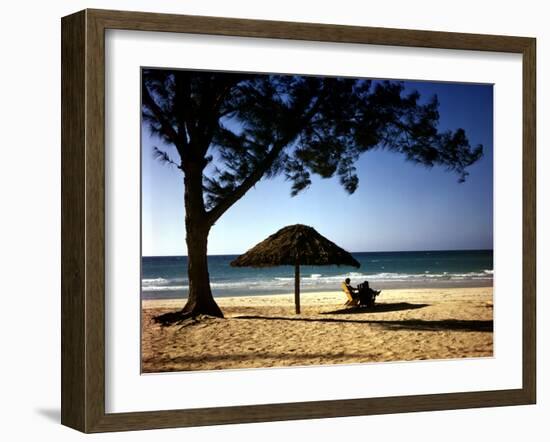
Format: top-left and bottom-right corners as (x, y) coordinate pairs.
(142, 287), (493, 372)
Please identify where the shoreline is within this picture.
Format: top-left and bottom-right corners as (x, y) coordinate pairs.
(142, 286), (492, 309)
(142, 286), (493, 373)
(141, 278), (493, 301)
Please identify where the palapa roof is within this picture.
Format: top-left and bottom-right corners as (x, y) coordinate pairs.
(230, 224), (361, 268)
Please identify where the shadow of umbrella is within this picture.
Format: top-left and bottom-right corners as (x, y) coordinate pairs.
(231, 224), (360, 314)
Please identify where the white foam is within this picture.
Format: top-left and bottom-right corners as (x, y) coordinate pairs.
(142, 285), (188, 291)
(142, 270), (494, 292)
(141, 277), (169, 286)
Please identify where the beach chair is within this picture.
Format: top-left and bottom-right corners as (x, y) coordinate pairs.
(341, 282), (359, 307)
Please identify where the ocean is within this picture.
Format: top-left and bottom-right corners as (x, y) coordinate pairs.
(141, 249), (493, 300)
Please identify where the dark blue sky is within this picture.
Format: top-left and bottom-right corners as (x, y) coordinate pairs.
(142, 77), (493, 256)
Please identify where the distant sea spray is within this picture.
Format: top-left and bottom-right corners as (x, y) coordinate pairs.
(141, 250), (493, 300)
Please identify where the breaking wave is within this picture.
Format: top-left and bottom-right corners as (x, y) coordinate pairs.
(142, 270), (493, 293)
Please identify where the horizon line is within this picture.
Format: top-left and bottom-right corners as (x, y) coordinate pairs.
(142, 248), (494, 259)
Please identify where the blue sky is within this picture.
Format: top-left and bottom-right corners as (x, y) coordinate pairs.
(142, 77), (493, 256)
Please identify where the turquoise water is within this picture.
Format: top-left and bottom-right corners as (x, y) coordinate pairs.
(141, 250), (493, 300)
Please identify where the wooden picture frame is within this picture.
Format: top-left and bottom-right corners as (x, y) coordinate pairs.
(61, 8), (536, 433)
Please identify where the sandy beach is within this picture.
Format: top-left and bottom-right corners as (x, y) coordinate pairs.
(141, 287), (493, 373)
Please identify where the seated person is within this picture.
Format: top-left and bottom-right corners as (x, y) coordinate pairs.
(342, 278), (360, 306)
(357, 280), (381, 307)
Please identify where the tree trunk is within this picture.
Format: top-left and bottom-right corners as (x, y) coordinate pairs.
(180, 161), (223, 318)
(180, 222), (223, 318)
(154, 160), (223, 325)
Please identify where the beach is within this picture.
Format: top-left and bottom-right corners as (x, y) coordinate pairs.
(141, 286), (493, 373)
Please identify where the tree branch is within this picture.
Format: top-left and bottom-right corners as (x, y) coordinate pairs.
(205, 90), (327, 225)
(174, 72), (191, 150)
(197, 80), (243, 158)
(142, 83), (181, 151)
(206, 142), (285, 225)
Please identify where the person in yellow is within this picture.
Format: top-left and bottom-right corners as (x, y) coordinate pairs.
(342, 277), (360, 306)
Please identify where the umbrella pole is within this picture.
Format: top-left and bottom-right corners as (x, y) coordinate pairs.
(294, 261), (301, 314)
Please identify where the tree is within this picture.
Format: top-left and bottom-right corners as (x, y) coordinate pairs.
(142, 70), (483, 324)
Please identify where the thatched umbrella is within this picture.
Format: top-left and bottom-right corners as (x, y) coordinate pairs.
(231, 224), (360, 314)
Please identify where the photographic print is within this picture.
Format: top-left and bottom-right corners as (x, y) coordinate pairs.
(140, 69), (493, 374)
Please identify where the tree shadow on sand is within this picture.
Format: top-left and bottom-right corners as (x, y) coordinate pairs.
(322, 302), (429, 315)
(234, 315), (493, 333)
